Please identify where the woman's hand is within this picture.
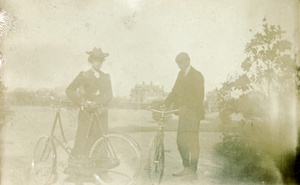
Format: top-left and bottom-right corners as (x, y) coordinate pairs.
(81, 100), (98, 110)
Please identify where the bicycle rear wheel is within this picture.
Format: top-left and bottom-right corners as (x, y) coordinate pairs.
(147, 135), (165, 185)
(89, 133), (141, 185)
(32, 136), (57, 185)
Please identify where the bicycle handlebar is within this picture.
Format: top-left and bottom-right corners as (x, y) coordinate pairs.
(49, 97), (106, 111)
(148, 106), (178, 123)
(148, 105), (179, 114)
(50, 96), (73, 104)
(149, 108), (179, 114)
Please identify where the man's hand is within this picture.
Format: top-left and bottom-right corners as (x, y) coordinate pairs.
(159, 104), (166, 110)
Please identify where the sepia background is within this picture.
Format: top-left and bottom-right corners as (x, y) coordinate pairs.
(0, 0), (299, 185)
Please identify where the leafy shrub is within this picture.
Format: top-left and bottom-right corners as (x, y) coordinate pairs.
(294, 127), (300, 184)
(214, 133), (282, 184)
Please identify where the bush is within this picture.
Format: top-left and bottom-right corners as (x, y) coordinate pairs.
(214, 133), (282, 184)
(294, 127), (300, 183)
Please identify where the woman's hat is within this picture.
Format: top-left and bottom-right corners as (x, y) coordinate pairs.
(86, 47), (109, 62)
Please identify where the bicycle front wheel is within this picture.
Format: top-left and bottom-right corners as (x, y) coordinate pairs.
(89, 133), (141, 185)
(147, 135), (165, 185)
(32, 136), (57, 185)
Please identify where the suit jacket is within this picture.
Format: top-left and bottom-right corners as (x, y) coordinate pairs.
(165, 67), (205, 120)
(66, 69), (113, 106)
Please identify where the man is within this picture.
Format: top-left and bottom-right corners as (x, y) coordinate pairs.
(65, 47), (113, 166)
(164, 52), (205, 181)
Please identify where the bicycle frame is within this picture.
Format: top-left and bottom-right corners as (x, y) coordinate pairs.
(150, 108), (179, 153)
(151, 108), (179, 134)
(49, 108), (73, 159)
(155, 120), (165, 150)
(49, 106), (118, 161)
(90, 110), (119, 161)
(33, 101), (142, 185)
(147, 108), (179, 184)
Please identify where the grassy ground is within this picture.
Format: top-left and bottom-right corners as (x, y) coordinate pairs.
(0, 106), (269, 185)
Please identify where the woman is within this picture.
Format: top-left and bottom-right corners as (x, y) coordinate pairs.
(65, 47), (113, 163)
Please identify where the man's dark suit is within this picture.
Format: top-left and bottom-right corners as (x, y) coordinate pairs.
(165, 66), (205, 172)
(66, 69), (113, 157)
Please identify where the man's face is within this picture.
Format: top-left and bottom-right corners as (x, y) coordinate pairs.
(176, 59), (190, 71)
(91, 58), (104, 70)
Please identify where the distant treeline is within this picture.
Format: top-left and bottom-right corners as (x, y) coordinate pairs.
(4, 88), (162, 110)
(5, 88), (66, 106)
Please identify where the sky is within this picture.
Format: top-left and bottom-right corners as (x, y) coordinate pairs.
(0, 0), (298, 97)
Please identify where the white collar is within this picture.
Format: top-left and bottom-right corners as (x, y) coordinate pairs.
(184, 65), (191, 76)
(91, 68), (100, 78)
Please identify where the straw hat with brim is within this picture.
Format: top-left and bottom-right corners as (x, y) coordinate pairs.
(86, 47), (109, 62)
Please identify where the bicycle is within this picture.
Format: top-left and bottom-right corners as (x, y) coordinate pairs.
(31, 98), (141, 185)
(146, 106), (179, 185)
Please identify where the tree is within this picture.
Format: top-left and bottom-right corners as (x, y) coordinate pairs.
(216, 82), (238, 125)
(0, 78), (10, 130)
(297, 66), (300, 94)
(229, 21), (297, 122)
(239, 22), (296, 99)
(234, 21), (297, 183)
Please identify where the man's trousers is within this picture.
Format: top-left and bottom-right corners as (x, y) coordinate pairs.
(177, 110), (200, 172)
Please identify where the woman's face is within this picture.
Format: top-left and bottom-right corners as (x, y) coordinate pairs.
(91, 58), (104, 70)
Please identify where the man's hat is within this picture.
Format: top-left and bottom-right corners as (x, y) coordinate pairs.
(86, 47), (109, 62)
